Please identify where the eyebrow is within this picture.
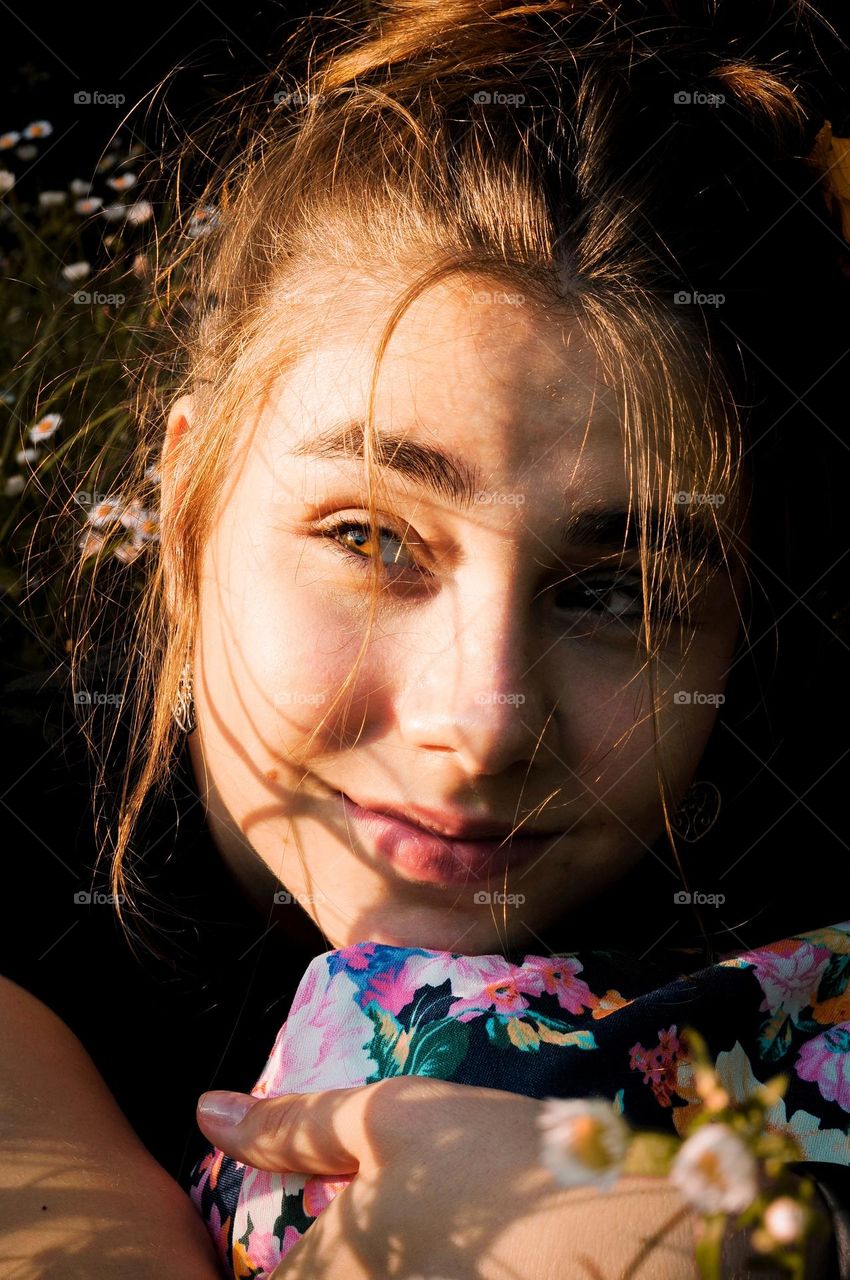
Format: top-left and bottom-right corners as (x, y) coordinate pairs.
(291, 418), (482, 508)
(290, 419), (728, 563)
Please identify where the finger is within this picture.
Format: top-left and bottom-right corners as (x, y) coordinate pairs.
(196, 1085), (372, 1175)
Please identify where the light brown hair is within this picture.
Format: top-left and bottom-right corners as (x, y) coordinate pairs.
(34, 0), (850, 960)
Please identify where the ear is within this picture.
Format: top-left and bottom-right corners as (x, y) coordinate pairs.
(160, 393), (194, 529)
(160, 393), (194, 620)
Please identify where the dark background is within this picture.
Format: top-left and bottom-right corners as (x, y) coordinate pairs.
(4, 0), (850, 175)
(1, 1), (317, 186)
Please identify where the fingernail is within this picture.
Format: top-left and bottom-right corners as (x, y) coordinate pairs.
(198, 1091), (257, 1126)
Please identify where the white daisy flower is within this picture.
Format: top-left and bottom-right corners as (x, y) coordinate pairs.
(106, 171), (136, 192)
(670, 1123), (759, 1216)
(78, 529), (107, 560)
(537, 1097), (630, 1190)
(124, 199), (152, 224)
(69, 178), (91, 196)
(22, 120), (53, 139)
(38, 190), (67, 208)
(0, 170), (15, 195)
(187, 204), (219, 237)
(143, 461), (161, 484)
(0, 131), (21, 150)
(101, 202), (126, 222)
(119, 498), (159, 541)
(28, 412), (62, 444)
(96, 152), (120, 173)
(113, 538), (145, 565)
(61, 261), (91, 282)
(763, 1195), (806, 1245)
(15, 447), (39, 465)
(3, 474), (24, 496)
(130, 512), (160, 542)
(74, 196), (103, 215)
(87, 495), (125, 527)
(15, 145), (37, 160)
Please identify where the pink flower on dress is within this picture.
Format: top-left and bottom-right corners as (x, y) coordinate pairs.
(444, 955), (532, 1021)
(739, 940), (832, 1020)
(518, 956), (599, 1015)
(795, 1023), (850, 1112)
(256, 964), (377, 1096)
(281, 1225), (304, 1254)
(303, 1174), (356, 1217)
(332, 942), (377, 971)
(240, 1226), (284, 1274)
(629, 1025), (686, 1107)
(356, 954), (440, 1016)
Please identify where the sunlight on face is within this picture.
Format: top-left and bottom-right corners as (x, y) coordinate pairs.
(167, 276), (743, 954)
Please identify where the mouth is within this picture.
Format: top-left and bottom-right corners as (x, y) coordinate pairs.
(338, 791), (565, 887)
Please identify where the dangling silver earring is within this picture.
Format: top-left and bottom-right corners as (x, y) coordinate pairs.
(671, 780), (721, 843)
(173, 658), (196, 735)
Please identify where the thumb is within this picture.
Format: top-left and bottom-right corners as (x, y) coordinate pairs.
(196, 1087), (365, 1175)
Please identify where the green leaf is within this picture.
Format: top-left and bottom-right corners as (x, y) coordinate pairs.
(362, 1003), (407, 1080)
(817, 953), (850, 1001)
(405, 1016), (471, 1077)
(758, 1012), (794, 1062)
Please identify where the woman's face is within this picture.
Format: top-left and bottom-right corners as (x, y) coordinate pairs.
(166, 277), (743, 954)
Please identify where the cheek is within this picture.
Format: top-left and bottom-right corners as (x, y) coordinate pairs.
(558, 635), (726, 825)
(200, 530), (382, 757)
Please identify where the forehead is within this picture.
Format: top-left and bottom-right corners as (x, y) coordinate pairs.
(264, 278), (628, 489)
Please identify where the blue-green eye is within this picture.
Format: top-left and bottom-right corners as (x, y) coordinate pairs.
(319, 518), (419, 570)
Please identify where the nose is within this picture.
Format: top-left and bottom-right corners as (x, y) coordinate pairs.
(395, 563), (555, 776)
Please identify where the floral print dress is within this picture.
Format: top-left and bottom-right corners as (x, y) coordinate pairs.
(187, 921), (850, 1279)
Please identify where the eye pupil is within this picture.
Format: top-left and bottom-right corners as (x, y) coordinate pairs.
(331, 521), (415, 569)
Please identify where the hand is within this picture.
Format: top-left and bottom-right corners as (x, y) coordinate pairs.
(196, 1078), (702, 1280)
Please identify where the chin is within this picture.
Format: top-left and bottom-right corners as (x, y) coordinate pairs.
(331, 907), (531, 956)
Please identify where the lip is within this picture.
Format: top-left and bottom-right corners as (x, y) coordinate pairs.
(339, 792), (564, 887)
(347, 797), (563, 841)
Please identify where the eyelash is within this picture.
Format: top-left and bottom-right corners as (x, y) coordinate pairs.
(314, 516), (677, 624)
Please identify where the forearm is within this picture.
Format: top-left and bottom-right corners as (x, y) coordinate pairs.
(0, 975), (223, 1279)
(493, 1167), (834, 1280)
(484, 1170), (702, 1280)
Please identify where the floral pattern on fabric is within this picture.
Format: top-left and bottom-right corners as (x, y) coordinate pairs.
(187, 923), (850, 1279)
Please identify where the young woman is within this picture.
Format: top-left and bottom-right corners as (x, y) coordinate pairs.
(3, 0), (850, 1276)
